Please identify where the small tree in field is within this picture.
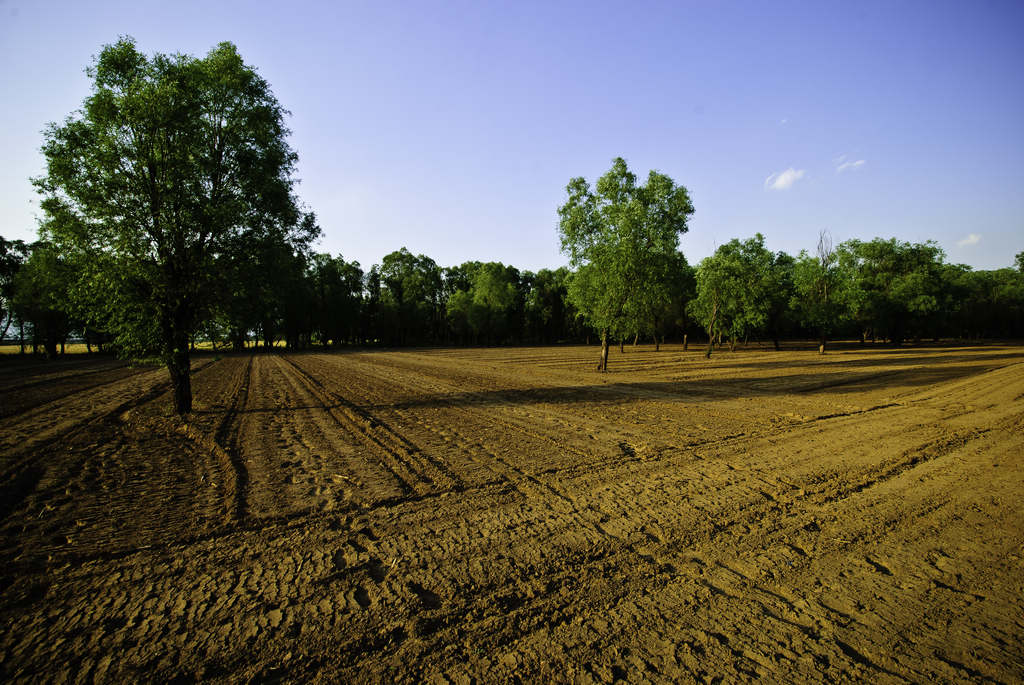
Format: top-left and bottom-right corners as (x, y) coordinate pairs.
(35, 38), (314, 413)
(558, 157), (693, 371)
(792, 230), (843, 354)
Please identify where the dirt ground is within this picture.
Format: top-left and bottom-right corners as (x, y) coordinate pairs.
(1, 343), (1022, 683)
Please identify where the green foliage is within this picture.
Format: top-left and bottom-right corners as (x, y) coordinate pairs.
(691, 233), (776, 350)
(309, 254), (363, 347)
(0, 236), (30, 342)
(523, 267), (578, 343)
(763, 251), (796, 348)
(378, 248), (444, 345)
(836, 238), (945, 344)
(469, 262), (517, 343)
(557, 157), (693, 366)
(947, 266), (1024, 339)
(658, 252), (697, 342)
(443, 261), (524, 345)
(34, 38), (314, 412)
(11, 242), (74, 357)
(791, 231), (844, 348)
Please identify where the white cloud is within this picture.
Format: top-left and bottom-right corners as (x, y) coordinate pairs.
(764, 168), (805, 191)
(957, 233), (981, 247)
(837, 159), (866, 173)
(779, 118), (788, 125)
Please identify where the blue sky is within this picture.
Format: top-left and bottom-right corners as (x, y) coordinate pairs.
(2, 0), (1022, 271)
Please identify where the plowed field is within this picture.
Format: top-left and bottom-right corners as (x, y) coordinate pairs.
(2, 344), (1023, 683)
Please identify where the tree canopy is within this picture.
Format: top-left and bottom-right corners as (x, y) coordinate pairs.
(34, 37), (316, 413)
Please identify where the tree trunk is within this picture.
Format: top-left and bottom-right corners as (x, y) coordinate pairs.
(44, 321), (58, 359)
(728, 339), (736, 353)
(772, 337), (780, 351)
(655, 335), (660, 352)
(598, 329), (609, 371)
(682, 333), (688, 351)
(818, 332), (827, 355)
(166, 345), (192, 415)
(162, 304), (193, 415)
(633, 333), (638, 346)
(619, 339), (624, 353)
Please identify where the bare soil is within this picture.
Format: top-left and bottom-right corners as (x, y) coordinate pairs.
(1, 343), (1022, 683)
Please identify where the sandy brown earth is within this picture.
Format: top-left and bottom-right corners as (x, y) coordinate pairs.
(1, 343), (1022, 683)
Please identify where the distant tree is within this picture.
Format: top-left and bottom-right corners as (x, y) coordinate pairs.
(691, 234), (774, 355)
(280, 248), (316, 349)
(558, 157), (694, 370)
(34, 38), (315, 413)
(12, 242), (73, 358)
(310, 254), (363, 347)
(524, 267), (576, 344)
(213, 218), (317, 351)
(689, 260), (723, 358)
(446, 289), (475, 344)
(763, 251), (796, 350)
(378, 248), (443, 345)
(1016, 251), (1024, 273)
(0, 237), (30, 344)
(361, 266), (383, 344)
(837, 238), (944, 345)
(792, 230), (844, 354)
(468, 262), (519, 344)
(949, 267), (1024, 339)
(651, 251), (695, 350)
(988, 269), (1024, 338)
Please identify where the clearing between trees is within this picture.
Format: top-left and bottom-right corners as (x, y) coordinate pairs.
(1, 343), (1022, 682)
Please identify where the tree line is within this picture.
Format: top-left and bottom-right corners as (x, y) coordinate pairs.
(3, 38), (1023, 415)
(4, 230), (1023, 358)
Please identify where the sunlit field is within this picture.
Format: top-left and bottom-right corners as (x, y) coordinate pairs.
(2, 344), (1022, 681)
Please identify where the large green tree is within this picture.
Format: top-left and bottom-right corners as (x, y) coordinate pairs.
(35, 38), (314, 413)
(558, 157), (693, 370)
